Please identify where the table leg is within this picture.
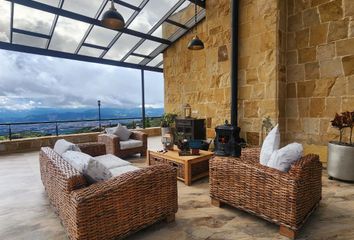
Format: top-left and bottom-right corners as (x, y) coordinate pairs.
(185, 162), (192, 186)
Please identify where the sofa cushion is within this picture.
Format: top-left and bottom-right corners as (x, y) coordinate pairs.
(94, 154), (131, 169)
(120, 139), (143, 150)
(105, 126), (117, 135)
(62, 150), (93, 173)
(110, 165), (140, 177)
(85, 158), (113, 182)
(260, 124), (280, 166)
(267, 143), (303, 172)
(113, 124), (132, 141)
(54, 139), (81, 155)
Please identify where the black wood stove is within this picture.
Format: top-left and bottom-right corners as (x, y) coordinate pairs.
(214, 120), (242, 157)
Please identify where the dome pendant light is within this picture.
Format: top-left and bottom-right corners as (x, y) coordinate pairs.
(101, 0), (125, 30)
(188, 0), (204, 50)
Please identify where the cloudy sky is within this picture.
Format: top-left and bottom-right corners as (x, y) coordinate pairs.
(0, 0), (192, 110)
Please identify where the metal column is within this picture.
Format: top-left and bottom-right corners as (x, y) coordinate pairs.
(141, 69), (146, 128)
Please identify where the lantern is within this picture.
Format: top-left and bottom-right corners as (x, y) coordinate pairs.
(183, 104), (192, 118)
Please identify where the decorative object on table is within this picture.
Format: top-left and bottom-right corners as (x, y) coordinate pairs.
(183, 103), (192, 118)
(101, 0), (125, 30)
(160, 113), (177, 137)
(177, 139), (191, 156)
(328, 111), (354, 181)
(187, 0), (204, 50)
(175, 118), (206, 140)
(214, 120), (243, 157)
(189, 139), (203, 155)
(162, 133), (174, 151)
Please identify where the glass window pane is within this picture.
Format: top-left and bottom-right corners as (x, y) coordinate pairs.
(0, 1), (11, 42)
(13, 4), (55, 35)
(147, 54), (163, 67)
(104, 34), (141, 61)
(121, 0), (143, 7)
(134, 40), (161, 55)
(129, 0), (179, 33)
(79, 46), (104, 58)
(62, 0), (103, 18)
(13, 33), (47, 48)
(85, 26), (117, 46)
(152, 23), (181, 40)
(144, 71), (164, 111)
(32, 0), (60, 7)
(125, 56), (144, 64)
(50, 17), (90, 53)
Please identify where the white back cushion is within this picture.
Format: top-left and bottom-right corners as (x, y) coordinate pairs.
(267, 143), (303, 172)
(113, 124), (132, 141)
(62, 150), (93, 173)
(85, 158), (113, 182)
(260, 124), (280, 166)
(120, 139), (143, 150)
(54, 139), (81, 155)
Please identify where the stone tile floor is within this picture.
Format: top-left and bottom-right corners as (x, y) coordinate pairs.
(0, 136), (354, 240)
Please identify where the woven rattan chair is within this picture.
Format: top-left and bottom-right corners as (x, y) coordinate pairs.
(39, 143), (177, 240)
(210, 148), (322, 239)
(98, 131), (147, 158)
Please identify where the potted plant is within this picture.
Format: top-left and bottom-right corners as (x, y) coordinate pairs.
(160, 113), (177, 137)
(328, 110), (354, 181)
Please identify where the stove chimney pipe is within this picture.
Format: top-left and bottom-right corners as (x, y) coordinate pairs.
(231, 0), (239, 127)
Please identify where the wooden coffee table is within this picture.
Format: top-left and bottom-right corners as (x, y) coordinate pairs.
(147, 147), (214, 186)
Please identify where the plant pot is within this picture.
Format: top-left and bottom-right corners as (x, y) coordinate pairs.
(327, 142), (354, 181)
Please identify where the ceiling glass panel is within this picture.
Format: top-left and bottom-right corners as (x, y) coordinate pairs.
(104, 34), (141, 61)
(98, 3), (135, 21)
(85, 26), (117, 46)
(13, 33), (46, 48)
(13, 4), (55, 35)
(62, 0), (103, 18)
(50, 16), (90, 53)
(121, 0), (144, 7)
(129, 0), (179, 33)
(168, 2), (202, 25)
(134, 40), (161, 55)
(125, 55), (144, 64)
(79, 46), (104, 58)
(152, 23), (181, 40)
(0, 1), (11, 42)
(147, 54), (163, 67)
(32, 0), (60, 7)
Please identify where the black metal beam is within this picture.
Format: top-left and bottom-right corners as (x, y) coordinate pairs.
(121, 0), (186, 62)
(113, 0), (140, 11)
(155, 60), (163, 68)
(12, 28), (51, 39)
(46, 0), (64, 49)
(99, 0), (149, 59)
(131, 53), (152, 59)
(82, 43), (109, 51)
(0, 42), (163, 72)
(10, 1), (14, 43)
(9, 0), (171, 45)
(187, 0), (205, 8)
(231, 0), (239, 127)
(141, 69), (146, 128)
(165, 19), (189, 30)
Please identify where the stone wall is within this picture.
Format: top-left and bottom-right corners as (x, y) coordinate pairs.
(285, 0), (354, 161)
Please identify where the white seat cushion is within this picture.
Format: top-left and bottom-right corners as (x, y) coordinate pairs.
(120, 139), (143, 150)
(267, 143), (303, 172)
(62, 150), (93, 173)
(260, 124), (280, 166)
(94, 154), (131, 169)
(54, 139), (81, 155)
(110, 165), (140, 177)
(113, 124), (132, 141)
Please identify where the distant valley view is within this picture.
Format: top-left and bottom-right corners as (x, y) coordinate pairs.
(0, 107), (163, 140)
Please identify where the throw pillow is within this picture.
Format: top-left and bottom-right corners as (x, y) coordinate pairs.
(54, 139), (81, 155)
(267, 142), (303, 172)
(113, 124), (132, 141)
(105, 126), (117, 134)
(259, 124), (280, 166)
(84, 157), (113, 182)
(62, 150), (93, 173)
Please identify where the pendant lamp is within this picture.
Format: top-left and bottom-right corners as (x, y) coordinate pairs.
(101, 0), (125, 30)
(188, 0), (204, 50)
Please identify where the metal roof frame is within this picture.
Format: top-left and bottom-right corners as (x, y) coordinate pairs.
(1, 0), (206, 73)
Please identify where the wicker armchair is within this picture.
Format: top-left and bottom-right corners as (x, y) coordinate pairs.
(39, 143), (177, 240)
(98, 131), (147, 158)
(210, 148), (322, 239)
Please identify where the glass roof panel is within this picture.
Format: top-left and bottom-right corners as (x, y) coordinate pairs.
(13, 4), (55, 35)
(104, 34), (141, 61)
(0, 1), (11, 42)
(121, 0), (144, 7)
(125, 55), (144, 64)
(79, 46), (104, 58)
(147, 54), (163, 67)
(134, 40), (161, 55)
(152, 23), (181, 40)
(62, 0), (103, 18)
(49, 16), (90, 53)
(129, 0), (180, 33)
(98, 3), (135, 21)
(32, 0), (60, 7)
(13, 33), (46, 48)
(168, 2), (202, 25)
(85, 26), (117, 46)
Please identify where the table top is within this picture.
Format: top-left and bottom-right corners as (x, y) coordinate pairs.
(149, 146), (214, 162)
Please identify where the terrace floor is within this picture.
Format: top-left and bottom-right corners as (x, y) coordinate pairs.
(0, 136), (354, 240)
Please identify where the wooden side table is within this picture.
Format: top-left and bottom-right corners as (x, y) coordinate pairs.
(147, 148), (214, 186)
